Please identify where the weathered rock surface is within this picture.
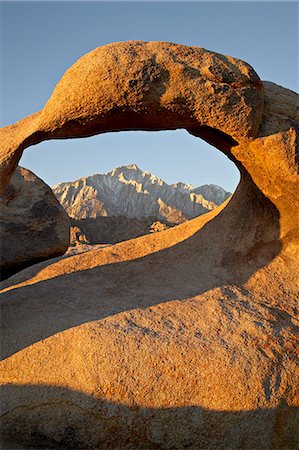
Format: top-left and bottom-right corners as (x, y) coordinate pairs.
(259, 81), (299, 137)
(0, 41), (298, 449)
(53, 163), (228, 223)
(0, 167), (70, 280)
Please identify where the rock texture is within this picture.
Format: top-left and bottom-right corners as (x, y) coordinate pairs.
(0, 41), (298, 449)
(0, 167), (70, 280)
(53, 163), (229, 222)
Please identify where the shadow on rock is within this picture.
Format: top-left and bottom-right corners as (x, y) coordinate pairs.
(1, 383), (298, 449)
(0, 175), (281, 359)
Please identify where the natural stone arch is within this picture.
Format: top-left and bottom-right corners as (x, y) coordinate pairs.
(0, 41), (264, 193)
(0, 41), (297, 272)
(0, 41), (298, 449)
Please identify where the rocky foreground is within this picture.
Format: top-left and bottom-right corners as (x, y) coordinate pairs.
(0, 41), (298, 449)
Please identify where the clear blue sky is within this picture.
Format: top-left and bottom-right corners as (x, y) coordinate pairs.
(1, 1), (298, 192)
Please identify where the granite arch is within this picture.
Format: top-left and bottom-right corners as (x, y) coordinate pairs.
(1, 41), (298, 449)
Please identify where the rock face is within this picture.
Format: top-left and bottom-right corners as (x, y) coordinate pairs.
(53, 163), (230, 222)
(0, 41), (298, 449)
(0, 167), (70, 280)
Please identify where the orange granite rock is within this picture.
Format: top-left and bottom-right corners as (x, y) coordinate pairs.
(0, 42), (298, 449)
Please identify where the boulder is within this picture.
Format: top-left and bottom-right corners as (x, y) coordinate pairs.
(0, 42), (298, 449)
(0, 167), (70, 280)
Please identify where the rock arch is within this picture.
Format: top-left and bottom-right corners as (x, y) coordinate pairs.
(0, 41), (264, 191)
(0, 41), (297, 282)
(0, 41), (298, 449)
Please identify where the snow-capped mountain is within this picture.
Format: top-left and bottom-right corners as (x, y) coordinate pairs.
(52, 164), (231, 224)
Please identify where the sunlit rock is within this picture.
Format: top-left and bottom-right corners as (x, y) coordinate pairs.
(0, 41), (298, 449)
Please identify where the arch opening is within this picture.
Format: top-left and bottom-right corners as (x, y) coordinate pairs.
(19, 128), (240, 252)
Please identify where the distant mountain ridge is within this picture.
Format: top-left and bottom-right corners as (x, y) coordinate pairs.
(52, 164), (231, 224)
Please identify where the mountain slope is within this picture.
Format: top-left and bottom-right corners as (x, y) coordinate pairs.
(52, 164), (231, 224)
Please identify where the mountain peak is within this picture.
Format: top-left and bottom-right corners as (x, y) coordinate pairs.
(125, 163), (139, 170)
(53, 164), (231, 222)
(108, 163), (142, 178)
(171, 181), (194, 192)
(115, 163), (141, 172)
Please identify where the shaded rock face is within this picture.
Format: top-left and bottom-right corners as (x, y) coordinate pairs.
(70, 216), (172, 246)
(0, 41), (298, 449)
(0, 167), (70, 280)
